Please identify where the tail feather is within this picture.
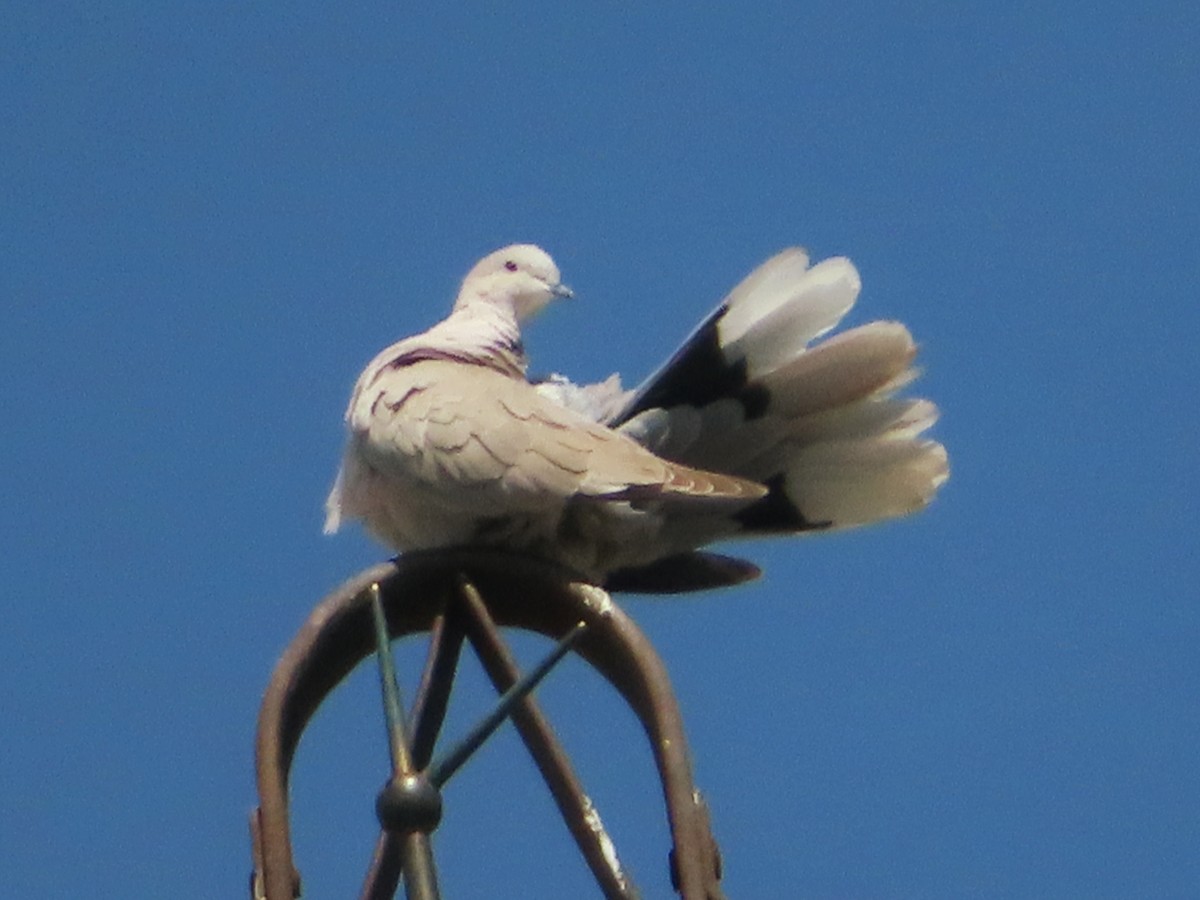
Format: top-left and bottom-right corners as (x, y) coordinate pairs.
(775, 438), (949, 527)
(671, 405), (785, 472)
(724, 256), (862, 376)
(783, 396), (939, 445)
(760, 321), (915, 418)
(611, 247), (948, 540)
(717, 248), (813, 341)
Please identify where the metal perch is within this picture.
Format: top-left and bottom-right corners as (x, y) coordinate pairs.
(251, 548), (743, 899)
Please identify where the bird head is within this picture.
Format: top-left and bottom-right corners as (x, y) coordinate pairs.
(454, 244), (573, 321)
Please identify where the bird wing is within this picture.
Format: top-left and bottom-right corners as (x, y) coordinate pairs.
(349, 359), (765, 511)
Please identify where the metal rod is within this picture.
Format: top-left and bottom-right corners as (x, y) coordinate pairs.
(359, 832), (403, 900)
(456, 577), (637, 900)
(409, 613), (466, 770)
(369, 584), (416, 775)
(395, 836), (439, 900)
(427, 620), (588, 788)
(367, 584), (441, 900)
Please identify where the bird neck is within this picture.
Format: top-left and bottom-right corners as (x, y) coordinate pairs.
(431, 302), (527, 377)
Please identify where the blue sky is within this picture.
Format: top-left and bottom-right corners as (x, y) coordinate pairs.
(3, 3), (1198, 897)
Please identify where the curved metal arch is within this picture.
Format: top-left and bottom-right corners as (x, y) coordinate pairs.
(251, 549), (726, 899)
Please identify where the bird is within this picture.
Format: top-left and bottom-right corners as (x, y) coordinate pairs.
(325, 244), (948, 591)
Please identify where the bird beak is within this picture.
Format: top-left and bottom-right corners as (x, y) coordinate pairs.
(552, 283), (574, 300)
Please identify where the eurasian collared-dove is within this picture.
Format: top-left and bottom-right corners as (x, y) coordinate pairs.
(326, 244), (948, 589)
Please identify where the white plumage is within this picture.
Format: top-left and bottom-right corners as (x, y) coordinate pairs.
(326, 244), (948, 589)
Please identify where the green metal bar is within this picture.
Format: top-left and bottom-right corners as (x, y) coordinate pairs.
(367, 583), (440, 900)
(369, 583), (415, 775)
(427, 620), (588, 788)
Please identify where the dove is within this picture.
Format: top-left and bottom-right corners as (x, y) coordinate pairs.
(326, 244), (948, 589)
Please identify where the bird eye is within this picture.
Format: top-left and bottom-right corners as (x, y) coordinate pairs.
(504, 260), (518, 272)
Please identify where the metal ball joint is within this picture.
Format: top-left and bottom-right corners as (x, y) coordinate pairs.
(376, 774), (444, 834)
